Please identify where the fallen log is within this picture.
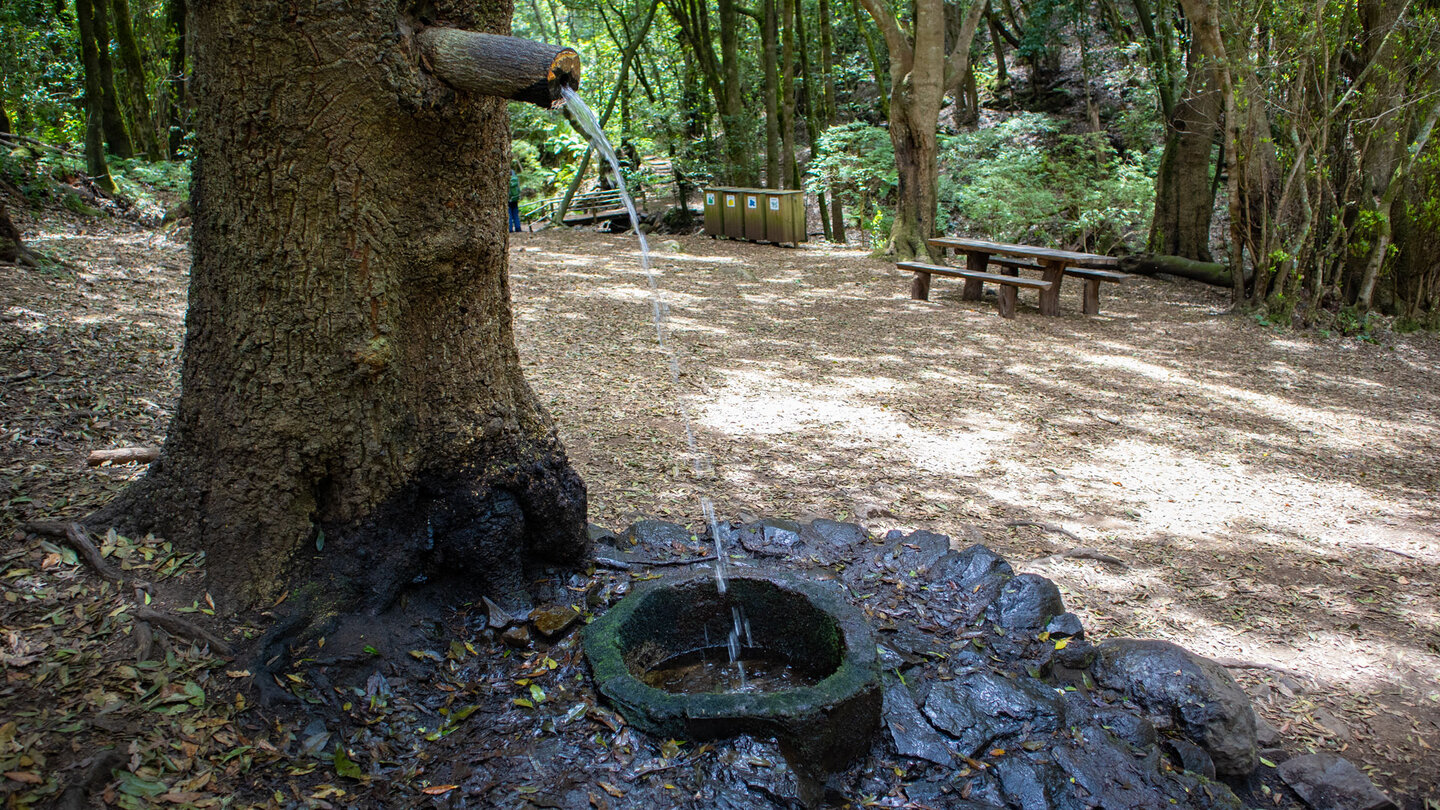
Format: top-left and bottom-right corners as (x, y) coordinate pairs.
(1118, 253), (1245, 288)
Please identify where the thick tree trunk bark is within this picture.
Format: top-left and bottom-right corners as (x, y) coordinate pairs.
(1, 198), (39, 267)
(93, 0), (589, 619)
(1148, 70), (1219, 261)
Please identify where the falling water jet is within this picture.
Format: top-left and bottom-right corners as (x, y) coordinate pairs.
(559, 86), (729, 594)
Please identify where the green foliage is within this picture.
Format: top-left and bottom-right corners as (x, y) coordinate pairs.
(936, 113), (1157, 253)
(807, 122), (896, 231)
(0, 0), (83, 143)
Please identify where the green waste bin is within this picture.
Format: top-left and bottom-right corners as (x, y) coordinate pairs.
(763, 190), (806, 244)
(703, 188), (724, 236)
(743, 191), (765, 240)
(721, 189), (744, 239)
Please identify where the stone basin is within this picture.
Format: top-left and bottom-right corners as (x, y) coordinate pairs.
(583, 571), (881, 772)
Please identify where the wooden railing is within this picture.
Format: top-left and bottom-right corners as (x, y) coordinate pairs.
(521, 188), (635, 222)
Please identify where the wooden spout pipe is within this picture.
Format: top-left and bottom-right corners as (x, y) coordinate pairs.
(416, 28), (581, 108)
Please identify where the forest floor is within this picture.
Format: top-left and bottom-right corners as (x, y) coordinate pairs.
(1, 206), (1437, 806)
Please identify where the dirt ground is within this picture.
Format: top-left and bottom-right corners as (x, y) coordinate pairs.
(2, 210), (1438, 803)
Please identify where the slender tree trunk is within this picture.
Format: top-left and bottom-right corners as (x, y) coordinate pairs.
(94, 0), (589, 622)
(165, 0), (186, 158)
(0, 198), (39, 267)
(89, 0), (134, 159)
(763, 0), (781, 187)
(819, 0), (845, 241)
(75, 0), (116, 192)
(850, 0), (888, 120)
(780, 0), (798, 188)
(792, 0), (827, 234)
(111, 0), (162, 160)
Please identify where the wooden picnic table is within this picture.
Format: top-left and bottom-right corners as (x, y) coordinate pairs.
(925, 237), (1123, 316)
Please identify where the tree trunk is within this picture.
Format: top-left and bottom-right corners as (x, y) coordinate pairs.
(1148, 63), (1219, 261)
(1119, 253), (1237, 286)
(89, 0), (134, 159)
(859, 0), (985, 260)
(93, 0), (589, 624)
(818, 0), (845, 241)
(780, 0), (798, 188)
(0, 102), (11, 135)
(762, 0), (781, 187)
(164, 0), (186, 158)
(0, 198), (39, 267)
(110, 0), (162, 160)
(74, 0), (117, 192)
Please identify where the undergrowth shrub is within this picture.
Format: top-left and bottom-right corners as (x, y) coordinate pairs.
(937, 112), (1157, 253)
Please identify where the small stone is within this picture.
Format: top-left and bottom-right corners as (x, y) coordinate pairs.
(660, 239), (682, 252)
(800, 519), (868, 550)
(930, 544), (1014, 590)
(1045, 612), (1085, 639)
(1277, 753), (1396, 810)
(736, 519), (806, 557)
(483, 596), (515, 630)
(1167, 739), (1216, 779)
(500, 625), (531, 648)
(623, 519), (693, 549)
(587, 523), (620, 547)
(530, 604), (581, 639)
(1254, 710), (1282, 746)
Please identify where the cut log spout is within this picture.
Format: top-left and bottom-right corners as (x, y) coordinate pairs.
(417, 28), (581, 108)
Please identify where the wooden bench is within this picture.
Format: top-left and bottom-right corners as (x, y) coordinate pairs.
(899, 261), (1052, 319)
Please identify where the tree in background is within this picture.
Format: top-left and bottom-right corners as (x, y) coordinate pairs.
(859, 0), (987, 259)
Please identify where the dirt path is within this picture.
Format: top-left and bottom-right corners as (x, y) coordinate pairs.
(509, 228), (1440, 800)
(2, 216), (1436, 801)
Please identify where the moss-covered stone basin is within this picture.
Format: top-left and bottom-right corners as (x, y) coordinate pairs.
(583, 572), (881, 772)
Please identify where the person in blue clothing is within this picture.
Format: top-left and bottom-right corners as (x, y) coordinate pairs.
(508, 169), (522, 233)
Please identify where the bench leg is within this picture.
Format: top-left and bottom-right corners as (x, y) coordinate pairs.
(1082, 278), (1101, 315)
(911, 271), (932, 301)
(1039, 260), (1064, 316)
(962, 251), (989, 300)
(997, 263), (1019, 318)
(997, 286), (1018, 318)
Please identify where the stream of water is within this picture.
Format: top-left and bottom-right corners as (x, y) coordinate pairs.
(559, 88), (748, 682)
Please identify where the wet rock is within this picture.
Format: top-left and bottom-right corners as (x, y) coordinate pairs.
(529, 604), (581, 639)
(880, 529), (951, 573)
(922, 670), (1062, 757)
(1091, 639), (1258, 776)
(1050, 731), (1244, 809)
(500, 625), (531, 648)
(1045, 612), (1085, 639)
(1054, 638), (1098, 669)
(587, 523), (620, 547)
(1167, 738), (1217, 779)
(990, 573), (1066, 633)
(1277, 753), (1397, 810)
(735, 519), (807, 557)
(881, 677), (954, 766)
(1089, 707), (1159, 750)
(622, 519), (695, 549)
(994, 755), (1083, 810)
(800, 519), (869, 553)
(929, 544), (1014, 590)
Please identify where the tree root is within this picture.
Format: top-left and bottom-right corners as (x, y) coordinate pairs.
(62, 523), (125, 585)
(1004, 520), (1083, 543)
(134, 607), (232, 657)
(134, 619), (154, 662)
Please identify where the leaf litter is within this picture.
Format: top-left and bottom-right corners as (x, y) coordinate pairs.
(0, 206), (1437, 804)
